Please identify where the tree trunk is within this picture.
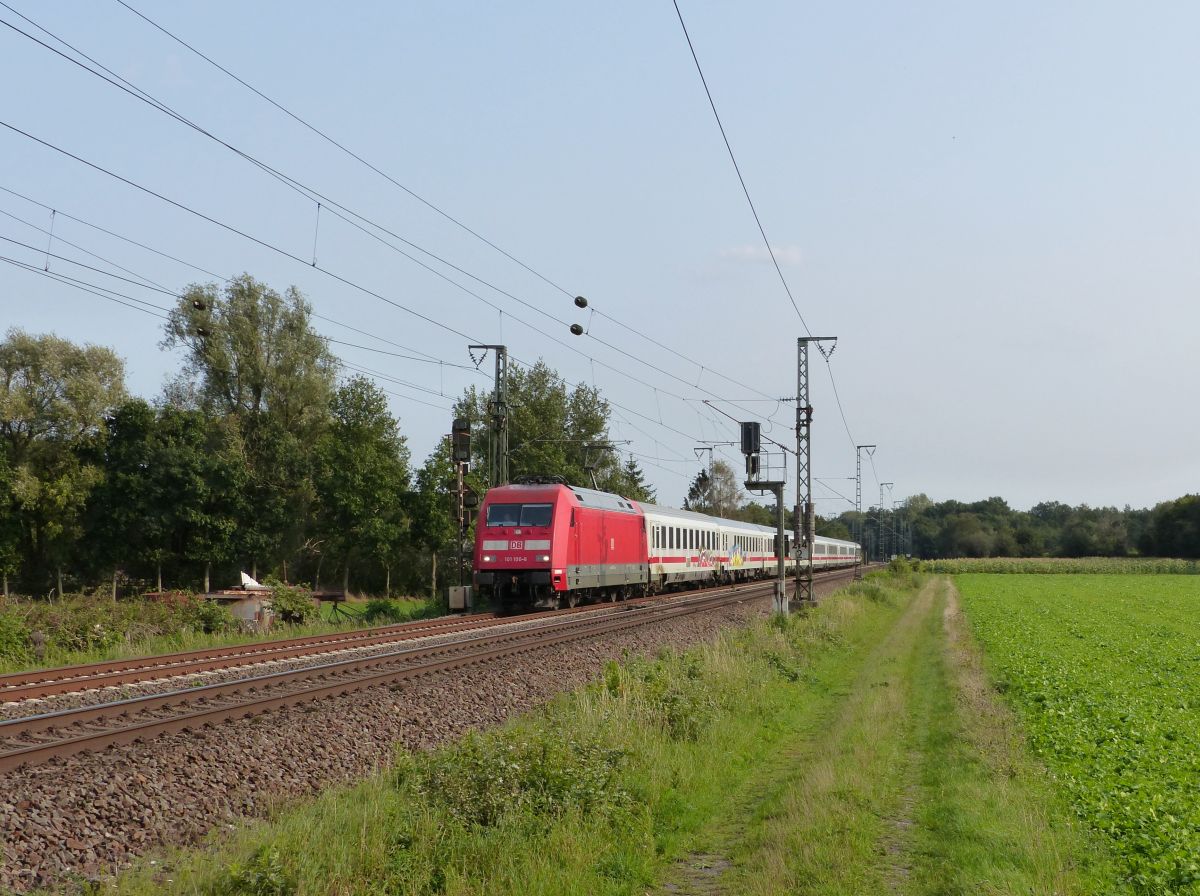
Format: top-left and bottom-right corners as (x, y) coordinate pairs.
(112, 570), (117, 602)
(385, 565), (391, 598)
(314, 556), (322, 592)
(251, 561), (257, 581)
(282, 560), (288, 585)
(156, 562), (162, 594)
(204, 561), (211, 594)
(56, 567), (63, 600)
(430, 552), (437, 601)
(2, 571), (8, 599)
(342, 558), (350, 597)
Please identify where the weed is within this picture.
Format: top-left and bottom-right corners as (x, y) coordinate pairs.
(207, 847), (295, 896)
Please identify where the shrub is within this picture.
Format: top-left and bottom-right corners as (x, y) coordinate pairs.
(400, 726), (630, 828)
(185, 598), (236, 634)
(266, 581), (316, 625)
(360, 598), (408, 624)
(0, 610), (30, 662)
(207, 847), (295, 896)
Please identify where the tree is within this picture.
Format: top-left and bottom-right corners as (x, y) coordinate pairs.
(1144, 495), (1200, 559)
(163, 276), (338, 577)
(0, 454), (17, 595)
(602, 456), (656, 503)
(84, 400), (247, 592)
(0, 330), (125, 593)
(683, 460), (742, 518)
(313, 377), (411, 594)
(456, 360), (625, 489)
(163, 276), (336, 435)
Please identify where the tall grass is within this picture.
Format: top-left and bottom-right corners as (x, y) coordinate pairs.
(107, 574), (923, 896)
(920, 557), (1199, 575)
(0, 594), (443, 675)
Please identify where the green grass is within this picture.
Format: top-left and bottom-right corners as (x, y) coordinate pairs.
(56, 572), (1127, 895)
(97, 575), (922, 896)
(714, 576), (1115, 895)
(921, 557), (1199, 575)
(958, 573), (1200, 894)
(0, 596), (442, 676)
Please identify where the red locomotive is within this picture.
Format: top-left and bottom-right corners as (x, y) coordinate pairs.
(473, 480), (861, 611)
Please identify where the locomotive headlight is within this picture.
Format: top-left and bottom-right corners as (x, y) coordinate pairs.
(539, 554), (550, 562)
(482, 555), (493, 563)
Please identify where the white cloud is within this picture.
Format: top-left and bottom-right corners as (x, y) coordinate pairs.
(719, 244), (804, 266)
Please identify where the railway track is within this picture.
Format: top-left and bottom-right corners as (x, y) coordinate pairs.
(0, 612), (504, 702)
(0, 580), (783, 773)
(0, 565), (870, 704)
(0, 565), (870, 773)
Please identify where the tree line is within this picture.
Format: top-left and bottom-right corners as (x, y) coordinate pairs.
(0, 275), (653, 598)
(681, 461), (1200, 561)
(837, 493), (1200, 560)
(5, 274), (1196, 599)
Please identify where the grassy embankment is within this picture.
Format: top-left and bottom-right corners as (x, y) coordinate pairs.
(0, 596), (440, 676)
(100, 571), (1116, 896)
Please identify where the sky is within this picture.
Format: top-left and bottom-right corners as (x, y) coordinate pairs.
(1, 1), (1197, 513)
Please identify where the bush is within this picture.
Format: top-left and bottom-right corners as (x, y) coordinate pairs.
(360, 598), (408, 624)
(266, 581), (316, 625)
(185, 598), (236, 634)
(0, 610), (30, 662)
(399, 726), (630, 828)
(207, 847), (295, 896)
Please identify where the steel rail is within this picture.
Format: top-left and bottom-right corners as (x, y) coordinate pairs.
(0, 581), (778, 772)
(0, 613), (502, 699)
(0, 564), (870, 704)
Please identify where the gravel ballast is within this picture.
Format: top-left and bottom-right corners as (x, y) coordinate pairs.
(0, 582), (845, 893)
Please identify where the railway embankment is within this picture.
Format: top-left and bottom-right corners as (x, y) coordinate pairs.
(2, 578), (861, 893)
(73, 571), (1121, 896)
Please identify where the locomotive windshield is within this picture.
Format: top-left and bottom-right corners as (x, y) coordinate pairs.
(485, 503), (553, 527)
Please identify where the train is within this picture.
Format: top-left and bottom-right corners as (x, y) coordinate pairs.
(472, 480), (862, 611)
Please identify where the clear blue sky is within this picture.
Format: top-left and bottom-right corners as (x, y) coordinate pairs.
(2, 1), (1197, 512)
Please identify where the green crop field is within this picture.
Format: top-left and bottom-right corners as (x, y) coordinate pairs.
(924, 557), (1200, 575)
(957, 574), (1200, 894)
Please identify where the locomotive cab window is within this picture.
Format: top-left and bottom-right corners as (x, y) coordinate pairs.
(485, 503), (553, 528)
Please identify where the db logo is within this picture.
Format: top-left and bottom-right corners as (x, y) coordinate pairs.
(509, 540), (524, 551)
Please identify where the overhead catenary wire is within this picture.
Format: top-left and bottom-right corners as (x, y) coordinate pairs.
(669, 0), (810, 335)
(0, 186), (710, 486)
(0, 183), (453, 367)
(0, 7), (772, 419)
(111, 0), (784, 408)
(0, 17), (811, 488)
(0, 197), (479, 407)
(0, 121), (782, 473)
(2, 3), (812, 481)
(669, 0), (885, 489)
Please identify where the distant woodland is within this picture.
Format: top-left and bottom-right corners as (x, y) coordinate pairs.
(2, 276), (1196, 598)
